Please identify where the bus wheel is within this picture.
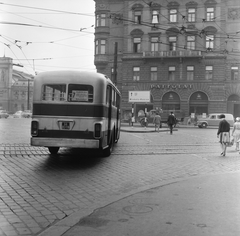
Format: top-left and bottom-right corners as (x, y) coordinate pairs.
(103, 134), (114, 157)
(48, 147), (59, 155)
(115, 129), (120, 143)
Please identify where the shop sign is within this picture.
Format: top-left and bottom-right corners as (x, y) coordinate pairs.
(150, 84), (193, 90)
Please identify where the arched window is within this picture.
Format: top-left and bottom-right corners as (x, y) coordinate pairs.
(162, 92), (180, 110)
(189, 91), (208, 115)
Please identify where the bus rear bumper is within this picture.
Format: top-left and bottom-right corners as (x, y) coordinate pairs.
(31, 137), (99, 149)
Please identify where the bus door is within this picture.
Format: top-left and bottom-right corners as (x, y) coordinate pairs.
(106, 85), (112, 144)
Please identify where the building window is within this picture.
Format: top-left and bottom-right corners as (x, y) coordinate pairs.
(206, 35), (214, 50)
(96, 13), (106, 27)
(187, 36), (195, 50)
(169, 9), (177, 22)
(152, 10), (159, 24)
(150, 67), (157, 81)
(205, 66), (213, 80)
(231, 66), (239, 80)
(169, 36), (177, 51)
(206, 7), (214, 21)
(188, 8), (196, 22)
(134, 11), (142, 24)
(133, 37), (141, 53)
(133, 67), (140, 81)
(151, 37), (159, 52)
(95, 39), (106, 54)
(187, 66), (194, 81)
(168, 66), (176, 81)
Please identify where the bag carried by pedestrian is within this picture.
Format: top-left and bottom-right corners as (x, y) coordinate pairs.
(227, 137), (234, 147)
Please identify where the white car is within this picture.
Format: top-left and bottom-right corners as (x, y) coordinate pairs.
(13, 110), (23, 118)
(197, 113), (234, 128)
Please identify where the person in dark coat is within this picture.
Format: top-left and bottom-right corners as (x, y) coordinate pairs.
(167, 112), (176, 134)
(217, 114), (230, 156)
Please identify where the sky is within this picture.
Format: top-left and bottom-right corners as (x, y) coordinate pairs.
(0, 0), (96, 75)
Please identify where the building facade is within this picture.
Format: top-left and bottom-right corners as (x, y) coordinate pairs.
(94, 0), (240, 121)
(0, 57), (34, 113)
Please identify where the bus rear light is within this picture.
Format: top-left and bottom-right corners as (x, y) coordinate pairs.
(94, 123), (101, 138)
(31, 121), (39, 136)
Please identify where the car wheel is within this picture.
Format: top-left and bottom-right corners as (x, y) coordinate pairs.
(202, 123), (207, 128)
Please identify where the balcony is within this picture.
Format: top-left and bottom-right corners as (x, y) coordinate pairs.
(95, 26), (110, 35)
(94, 55), (109, 65)
(143, 50), (202, 58)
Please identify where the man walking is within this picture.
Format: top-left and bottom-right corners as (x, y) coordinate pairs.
(167, 112), (176, 134)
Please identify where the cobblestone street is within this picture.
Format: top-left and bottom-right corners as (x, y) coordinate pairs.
(0, 119), (240, 235)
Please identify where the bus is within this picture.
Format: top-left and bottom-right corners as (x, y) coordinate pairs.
(30, 71), (121, 156)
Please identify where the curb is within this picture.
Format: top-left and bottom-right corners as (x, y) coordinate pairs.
(120, 128), (178, 133)
(120, 129), (167, 133)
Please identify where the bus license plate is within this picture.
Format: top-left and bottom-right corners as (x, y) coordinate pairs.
(61, 122), (70, 130)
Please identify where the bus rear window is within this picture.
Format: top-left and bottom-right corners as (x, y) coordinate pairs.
(42, 84), (66, 101)
(68, 84), (93, 102)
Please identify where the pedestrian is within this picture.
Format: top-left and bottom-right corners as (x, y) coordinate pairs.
(217, 114), (230, 156)
(232, 117), (240, 151)
(167, 111), (176, 134)
(153, 112), (161, 132)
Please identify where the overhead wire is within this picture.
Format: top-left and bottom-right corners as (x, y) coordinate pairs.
(0, 1), (96, 73)
(1, 0), (240, 72)
(0, 1), (94, 17)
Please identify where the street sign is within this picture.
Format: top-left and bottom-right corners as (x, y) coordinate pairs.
(128, 91), (150, 103)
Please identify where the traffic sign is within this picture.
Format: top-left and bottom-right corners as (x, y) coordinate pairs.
(128, 91), (150, 103)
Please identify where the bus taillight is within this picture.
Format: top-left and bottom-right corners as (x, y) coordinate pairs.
(94, 123), (101, 138)
(31, 121), (39, 136)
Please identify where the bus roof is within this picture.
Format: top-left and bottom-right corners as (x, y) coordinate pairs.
(35, 70), (118, 90)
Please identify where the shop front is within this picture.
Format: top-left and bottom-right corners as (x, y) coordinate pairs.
(121, 83), (240, 123)
(227, 94), (240, 118)
(189, 92), (208, 116)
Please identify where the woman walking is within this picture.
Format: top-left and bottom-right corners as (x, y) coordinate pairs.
(217, 114), (230, 156)
(232, 117), (240, 151)
(153, 113), (161, 132)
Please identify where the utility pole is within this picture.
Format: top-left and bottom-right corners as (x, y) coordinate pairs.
(27, 79), (30, 110)
(113, 42), (118, 86)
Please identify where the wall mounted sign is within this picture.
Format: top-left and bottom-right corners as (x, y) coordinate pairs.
(129, 91), (150, 103)
(150, 84), (193, 90)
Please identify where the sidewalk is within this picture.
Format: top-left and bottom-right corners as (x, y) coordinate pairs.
(41, 172), (240, 236)
(120, 122), (197, 133)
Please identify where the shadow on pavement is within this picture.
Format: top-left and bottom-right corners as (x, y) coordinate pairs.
(42, 148), (106, 170)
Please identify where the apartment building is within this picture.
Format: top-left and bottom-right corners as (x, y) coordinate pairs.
(93, 0), (240, 120)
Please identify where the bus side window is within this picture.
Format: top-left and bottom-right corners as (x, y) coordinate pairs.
(112, 89), (116, 107)
(116, 93), (120, 108)
(106, 86), (111, 105)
